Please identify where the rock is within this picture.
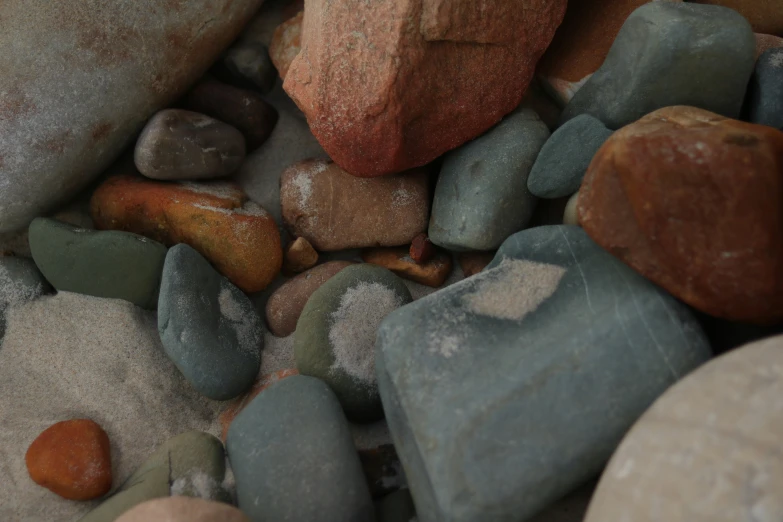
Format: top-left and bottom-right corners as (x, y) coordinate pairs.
(214, 41), (277, 94)
(756, 33), (783, 57)
(182, 79), (278, 151)
(360, 444), (406, 499)
(90, 173), (282, 293)
(117, 497), (250, 522)
(584, 334), (783, 522)
(226, 375), (374, 522)
(579, 106), (783, 323)
(80, 431), (227, 522)
(561, 2), (756, 129)
(269, 11), (303, 80)
(429, 109), (549, 251)
(295, 264), (412, 421)
(26, 419), (112, 501)
(265, 261), (354, 337)
(527, 115), (612, 199)
(375, 489), (416, 522)
(563, 191), (580, 226)
(519, 79), (564, 130)
(362, 247), (453, 288)
(0, 257), (50, 338)
(134, 109), (246, 180)
(281, 160), (429, 251)
(0, 0), (264, 234)
(283, 0), (567, 177)
(283, 237), (318, 274)
(29, 217), (166, 309)
(745, 48), (783, 130)
(375, 225), (711, 522)
(159, 244), (263, 401)
(456, 251), (495, 278)
(689, 0), (783, 36)
(409, 233), (435, 264)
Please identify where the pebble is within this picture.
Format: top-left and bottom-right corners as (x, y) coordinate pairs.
(90, 173), (282, 293)
(409, 233), (435, 264)
(375, 225), (710, 522)
(527, 115), (612, 199)
(26, 419), (112, 501)
(283, 237), (318, 274)
(745, 48), (783, 130)
(265, 261), (354, 337)
(375, 489), (416, 522)
(561, 2), (756, 129)
(214, 41), (277, 94)
(226, 375), (374, 522)
(689, 0), (783, 36)
(158, 244), (263, 401)
(562, 191), (580, 226)
(116, 497), (250, 522)
(281, 159), (430, 251)
(429, 109), (549, 251)
(362, 247), (453, 288)
(28, 217), (167, 309)
(134, 109), (246, 180)
(0, 257), (50, 339)
(456, 251), (495, 278)
(269, 11), (303, 80)
(579, 106), (783, 323)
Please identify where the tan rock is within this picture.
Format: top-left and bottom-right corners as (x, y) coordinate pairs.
(116, 496), (250, 522)
(362, 247), (452, 288)
(283, 237), (318, 274)
(756, 33), (783, 58)
(563, 191), (580, 226)
(269, 10), (303, 80)
(456, 251), (496, 278)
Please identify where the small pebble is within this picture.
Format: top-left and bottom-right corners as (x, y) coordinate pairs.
(563, 191), (580, 226)
(409, 233), (435, 264)
(456, 251), (496, 278)
(283, 237), (319, 274)
(214, 41), (277, 94)
(362, 247), (453, 288)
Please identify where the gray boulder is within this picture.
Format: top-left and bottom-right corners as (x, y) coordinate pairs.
(745, 48), (783, 130)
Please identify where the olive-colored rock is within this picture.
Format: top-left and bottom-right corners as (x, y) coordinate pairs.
(269, 11), (303, 80)
(116, 497), (250, 522)
(283, 237), (318, 274)
(362, 247), (453, 288)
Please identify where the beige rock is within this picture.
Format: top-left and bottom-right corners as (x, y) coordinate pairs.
(362, 247), (453, 288)
(563, 191), (580, 225)
(116, 496), (250, 522)
(283, 237), (318, 274)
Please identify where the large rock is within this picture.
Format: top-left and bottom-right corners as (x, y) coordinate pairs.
(376, 225), (711, 522)
(0, 0), (264, 234)
(579, 106), (783, 324)
(689, 0), (783, 36)
(283, 0), (567, 177)
(584, 334), (783, 522)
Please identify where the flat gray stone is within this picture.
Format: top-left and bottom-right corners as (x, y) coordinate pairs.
(0, 257), (51, 339)
(745, 48), (783, 130)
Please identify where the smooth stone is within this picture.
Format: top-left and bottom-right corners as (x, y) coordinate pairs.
(134, 109), (246, 180)
(214, 41), (277, 94)
(283, 237), (318, 274)
(0, 256), (50, 338)
(29, 218), (166, 309)
(158, 244), (263, 401)
(0, 0), (263, 234)
(563, 191), (579, 225)
(376, 225), (711, 522)
(375, 489), (416, 522)
(117, 497), (250, 522)
(361, 247), (453, 288)
(269, 11), (303, 80)
(561, 2), (756, 129)
(295, 264), (412, 421)
(528, 115), (612, 198)
(584, 334), (783, 522)
(746, 48), (783, 130)
(226, 375), (374, 522)
(689, 0), (783, 36)
(429, 109), (549, 251)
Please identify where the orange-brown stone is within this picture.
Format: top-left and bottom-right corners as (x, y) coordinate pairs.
(457, 251), (496, 278)
(409, 233), (435, 264)
(362, 247), (452, 288)
(269, 11), (303, 80)
(283, 236), (318, 275)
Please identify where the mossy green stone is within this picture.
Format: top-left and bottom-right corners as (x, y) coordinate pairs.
(28, 218), (166, 309)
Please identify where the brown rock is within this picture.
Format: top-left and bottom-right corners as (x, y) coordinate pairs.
(281, 159), (430, 251)
(90, 172), (282, 293)
(456, 251), (496, 278)
(362, 247), (452, 288)
(283, 237), (318, 274)
(182, 79), (278, 150)
(265, 261), (354, 337)
(756, 33), (783, 58)
(409, 233), (435, 264)
(269, 11), (303, 80)
(25, 419), (112, 501)
(116, 496), (250, 522)
(579, 105), (783, 324)
(283, 0), (567, 177)
(690, 0), (783, 36)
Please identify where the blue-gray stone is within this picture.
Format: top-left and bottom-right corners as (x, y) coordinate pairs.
(560, 3), (756, 129)
(227, 375), (374, 522)
(158, 244), (262, 401)
(376, 225), (711, 522)
(745, 48), (783, 130)
(527, 115), (612, 199)
(0, 257), (51, 339)
(428, 109), (549, 252)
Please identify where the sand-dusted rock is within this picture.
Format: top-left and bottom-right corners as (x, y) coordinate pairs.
(266, 261), (354, 337)
(456, 252), (495, 278)
(584, 334), (783, 522)
(117, 497), (250, 522)
(283, 237), (318, 274)
(690, 0), (783, 36)
(281, 160), (429, 251)
(756, 33), (783, 57)
(0, 0), (264, 234)
(579, 106), (783, 323)
(283, 0), (567, 177)
(0, 257), (50, 339)
(362, 247), (453, 288)
(270, 11), (303, 80)
(26, 419), (112, 501)
(214, 41), (276, 94)
(90, 173), (282, 293)
(746, 48), (783, 130)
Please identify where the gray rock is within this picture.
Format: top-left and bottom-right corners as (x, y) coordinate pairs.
(428, 109), (549, 252)
(527, 115), (612, 199)
(375, 489), (416, 522)
(0, 257), (51, 339)
(0, 0), (263, 234)
(158, 244), (263, 401)
(376, 225), (711, 522)
(215, 41), (277, 94)
(134, 109), (246, 180)
(226, 375), (374, 522)
(745, 48), (783, 130)
(560, 3), (756, 129)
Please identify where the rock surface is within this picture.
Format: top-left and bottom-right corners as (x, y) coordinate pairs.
(362, 247), (453, 288)
(116, 497), (250, 522)
(579, 106), (783, 323)
(756, 33), (783, 57)
(376, 489), (416, 522)
(376, 225), (711, 522)
(409, 233), (435, 264)
(0, 257), (50, 338)
(214, 41), (277, 94)
(689, 0), (783, 36)
(283, 0), (567, 176)
(0, 0), (264, 234)
(745, 48), (783, 130)
(456, 252), (495, 278)
(283, 236), (318, 274)
(270, 11), (303, 80)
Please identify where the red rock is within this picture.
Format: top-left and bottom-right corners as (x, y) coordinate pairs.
(269, 11), (303, 80)
(25, 419), (112, 500)
(283, 236), (318, 275)
(283, 0), (567, 177)
(690, 0), (783, 36)
(409, 233), (435, 264)
(579, 106), (783, 324)
(756, 33), (783, 58)
(362, 247), (453, 288)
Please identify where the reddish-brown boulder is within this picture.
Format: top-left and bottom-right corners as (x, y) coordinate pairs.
(690, 0), (783, 36)
(283, 0), (567, 177)
(269, 11), (303, 80)
(579, 106), (783, 324)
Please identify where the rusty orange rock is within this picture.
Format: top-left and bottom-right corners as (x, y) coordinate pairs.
(362, 247), (452, 288)
(579, 106), (783, 324)
(269, 11), (303, 80)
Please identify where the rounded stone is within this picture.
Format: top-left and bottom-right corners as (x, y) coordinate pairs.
(745, 48), (783, 130)
(116, 497), (250, 522)
(361, 247), (453, 288)
(269, 10), (303, 80)
(215, 41), (277, 94)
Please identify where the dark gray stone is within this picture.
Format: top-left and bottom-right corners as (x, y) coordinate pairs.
(428, 109), (549, 251)
(215, 41), (277, 94)
(158, 244), (263, 401)
(376, 225), (711, 522)
(375, 489), (416, 522)
(745, 48), (783, 130)
(0, 257), (51, 339)
(226, 375), (374, 522)
(560, 3), (756, 129)
(527, 115), (612, 199)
